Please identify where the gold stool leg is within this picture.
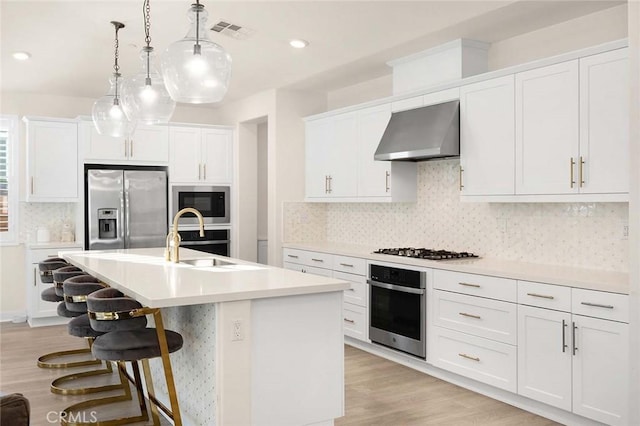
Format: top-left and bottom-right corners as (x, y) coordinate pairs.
(51, 360), (124, 395)
(61, 361), (149, 426)
(37, 339), (101, 369)
(153, 309), (182, 426)
(141, 359), (161, 426)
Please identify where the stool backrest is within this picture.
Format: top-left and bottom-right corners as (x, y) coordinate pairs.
(38, 258), (68, 284)
(87, 288), (147, 332)
(63, 275), (106, 313)
(52, 266), (84, 297)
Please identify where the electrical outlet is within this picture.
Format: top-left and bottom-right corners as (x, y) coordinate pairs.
(232, 319), (243, 341)
(622, 223), (629, 240)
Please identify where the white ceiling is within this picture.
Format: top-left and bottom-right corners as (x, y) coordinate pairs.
(0, 0), (624, 107)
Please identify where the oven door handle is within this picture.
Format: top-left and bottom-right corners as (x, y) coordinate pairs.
(367, 279), (425, 295)
(181, 240), (230, 246)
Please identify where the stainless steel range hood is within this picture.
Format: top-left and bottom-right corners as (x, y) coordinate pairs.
(374, 100), (460, 161)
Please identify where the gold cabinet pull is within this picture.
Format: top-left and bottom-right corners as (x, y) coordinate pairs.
(130, 139), (134, 158)
(325, 176), (329, 194)
(527, 293), (554, 300)
(327, 175), (332, 194)
(459, 312), (481, 319)
(572, 322), (577, 355)
(30, 177), (34, 195)
(33, 267), (37, 286)
(580, 302), (614, 309)
(287, 254), (299, 259)
(458, 353), (480, 362)
(124, 139), (128, 158)
(339, 263), (354, 267)
(570, 157), (576, 188)
(203, 163), (207, 180)
(311, 258), (324, 262)
(459, 166), (464, 191)
(385, 171), (390, 193)
(343, 318), (355, 324)
(562, 319), (567, 353)
(198, 164), (202, 180)
(579, 156), (585, 187)
(459, 282), (480, 288)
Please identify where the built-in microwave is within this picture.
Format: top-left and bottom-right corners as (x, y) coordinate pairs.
(171, 185), (230, 225)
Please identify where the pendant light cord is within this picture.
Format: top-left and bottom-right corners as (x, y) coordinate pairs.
(143, 0), (152, 82)
(195, 0), (201, 54)
(112, 21), (123, 104)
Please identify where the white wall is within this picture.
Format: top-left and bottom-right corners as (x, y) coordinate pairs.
(257, 122), (268, 241)
(237, 122), (259, 262)
(627, 1), (640, 423)
(0, 91), (223, 316)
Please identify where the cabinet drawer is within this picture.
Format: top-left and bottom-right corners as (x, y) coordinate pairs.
(343, 303), (367, 341)
(282, 248), (307, 264)
(334, 271), (367, 307)
(572, 288), (628, 323)
(431, 327), (517, 392)
(434, 290), (517, 345)
(333, 255), (366, 276)
(283, 262), (304, 272)
(305, 251), (333, 268)
(434, 270), (516, 302)
(518, 281), (571, 312)
(304, 265), (333, 278)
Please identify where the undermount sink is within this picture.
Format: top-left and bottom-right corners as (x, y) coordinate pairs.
(181, 258), (235, 267)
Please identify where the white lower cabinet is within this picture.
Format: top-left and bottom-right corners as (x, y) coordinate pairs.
(517, 285), (629, 426)
(282, 248), (368, 342)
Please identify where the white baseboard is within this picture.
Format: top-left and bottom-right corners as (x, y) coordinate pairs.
(0, 310), (27, 323)
(27, 316), (70, 327)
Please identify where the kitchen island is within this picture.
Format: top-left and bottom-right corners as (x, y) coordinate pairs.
(63, 247), (349, 426)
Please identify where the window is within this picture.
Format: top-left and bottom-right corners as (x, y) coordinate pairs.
(0, 115), (18, 244)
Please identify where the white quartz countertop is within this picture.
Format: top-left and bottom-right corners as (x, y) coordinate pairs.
(283, 242), (629, 294)
(62, 248), (350, 308)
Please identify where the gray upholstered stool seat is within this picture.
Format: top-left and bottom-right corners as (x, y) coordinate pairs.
(41, 287), (63, 302)
(63, 274), (105, 313)
(52, 266), (84, 297)
(92, 329), (183, 361)
(57, 302), (84, 318)
(38, 258), (68, 284)
(68, 314), (103, 339)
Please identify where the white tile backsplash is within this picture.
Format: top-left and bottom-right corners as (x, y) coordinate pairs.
(19, 202), (77, 243)
(284, 159), (629, 272)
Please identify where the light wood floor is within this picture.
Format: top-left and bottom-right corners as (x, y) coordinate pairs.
(1, 323), (558, 425)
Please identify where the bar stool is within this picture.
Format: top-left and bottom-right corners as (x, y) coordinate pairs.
(50, 275), (126, 396)
(62, 288), (184, 426)
(37, 265), (101, 369)
(38, 257), (67, 305)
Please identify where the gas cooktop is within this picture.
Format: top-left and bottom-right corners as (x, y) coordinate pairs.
(373, 248), (479, 261)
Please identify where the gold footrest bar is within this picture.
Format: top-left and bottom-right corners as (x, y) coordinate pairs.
(51, 362), (125, 396)
(37, 348), (102, 369)
(61, 362), (149, 426)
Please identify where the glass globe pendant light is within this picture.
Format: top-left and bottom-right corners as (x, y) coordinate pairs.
(161, 0), (232, 104)
(122, 0), (175, 124)
(92, 21), (135, 137)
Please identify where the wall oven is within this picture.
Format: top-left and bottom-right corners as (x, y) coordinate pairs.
(368, 264), (426, 359)
(178, 229), (230, 257)
(172, 185), (230, 225)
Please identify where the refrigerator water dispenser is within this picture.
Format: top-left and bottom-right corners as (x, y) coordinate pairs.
(98, 208), (118, 239)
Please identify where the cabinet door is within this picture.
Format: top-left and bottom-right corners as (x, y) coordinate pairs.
(201, 129), (233, 183)
(357, 104), (391, 197)
(515, 61), (579, 195)
(129, 124), (169, 163)
(517, 306), (572, 411)
(305, 118), (332, 198)
(328, 112), (358, 197)
(26, 120), (78, 201)
(572, 316), (628, 426)
(81, 121), (127, 162)
(460, 75), (515, 196)
(579, 48), (629, 194)
(169, 126), (201, 183)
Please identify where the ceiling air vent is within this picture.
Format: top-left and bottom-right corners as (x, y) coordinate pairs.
(211, 20), (255, 40)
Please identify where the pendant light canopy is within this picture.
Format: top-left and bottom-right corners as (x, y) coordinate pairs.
(161, 0), (232, 104)
(92, 21), (135, 137)
(122, 0), (176, 124)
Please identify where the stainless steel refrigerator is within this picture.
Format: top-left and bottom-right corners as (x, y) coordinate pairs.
(85, 168), (167, 250)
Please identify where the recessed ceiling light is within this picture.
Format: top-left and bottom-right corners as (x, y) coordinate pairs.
(289, 39), (309, 49)
(12, 51), (31, 61)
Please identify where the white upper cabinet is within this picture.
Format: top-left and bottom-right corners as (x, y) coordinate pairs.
(515, 60), (580, 195)
(25, 117), (78, 202)
(169, 125), (233, 184)
(460, 75), (515, 196)
(357, 104), (391, 197)
(305, 103), (417, 202)
(578, 48), (629, 195)
(81, 121), (169, 164)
